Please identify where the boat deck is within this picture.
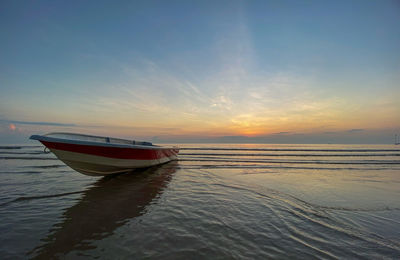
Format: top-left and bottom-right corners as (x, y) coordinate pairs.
(30, 132), (162, 150)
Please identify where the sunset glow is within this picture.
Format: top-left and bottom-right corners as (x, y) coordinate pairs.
(8, 124), (16, 131)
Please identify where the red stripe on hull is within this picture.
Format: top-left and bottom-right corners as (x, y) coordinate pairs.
(41, 141), (178, 160)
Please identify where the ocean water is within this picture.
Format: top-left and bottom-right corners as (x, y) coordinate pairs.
(0, 143), (399, 259)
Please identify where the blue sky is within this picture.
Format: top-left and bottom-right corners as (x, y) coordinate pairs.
(1, 0), (399, 143)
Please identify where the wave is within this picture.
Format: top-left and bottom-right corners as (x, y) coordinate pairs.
(0, 151), (45, 155)
(179, 158), (400, 165)
(0, 156), (57, 160)
(0, 191), (85, 207)
(179, 164), (393, 171)
(0, 170), (71, 175)
(180, 148), (400, 152)
(0, 171), (43, 174)
(0, 146), (41, 149)
(25, 165), (67, 169)
(180, 153), (400, 157)
(213, 182), (400, 213)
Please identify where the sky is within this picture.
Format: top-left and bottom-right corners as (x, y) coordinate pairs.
(1, 0), (399, 144)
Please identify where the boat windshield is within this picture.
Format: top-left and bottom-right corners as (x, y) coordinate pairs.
(44, 132), (153, 146)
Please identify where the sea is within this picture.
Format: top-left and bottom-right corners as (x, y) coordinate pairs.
(0, 143), (399, 259)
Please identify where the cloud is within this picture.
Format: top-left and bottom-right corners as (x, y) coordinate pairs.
(0, 120), (76, 127)
(347, 129), (364, 133)
(273, 131), (291, 135)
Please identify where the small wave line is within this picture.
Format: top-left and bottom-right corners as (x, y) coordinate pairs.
(0, 191), (85, 207)
(180, 153), (400, 157)
(180, 148), (400, 152)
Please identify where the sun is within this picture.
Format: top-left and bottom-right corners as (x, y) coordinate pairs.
(8, 123), (16, 131)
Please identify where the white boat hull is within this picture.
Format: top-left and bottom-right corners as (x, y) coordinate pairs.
(50, 148), (178, 176)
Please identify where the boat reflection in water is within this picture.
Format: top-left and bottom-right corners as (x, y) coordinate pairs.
(29, 161), (178, 259)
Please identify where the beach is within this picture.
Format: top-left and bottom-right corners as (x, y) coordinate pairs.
(1, 143), (400, 259)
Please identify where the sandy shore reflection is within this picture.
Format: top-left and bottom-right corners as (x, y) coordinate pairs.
(30, 161), (178, 259)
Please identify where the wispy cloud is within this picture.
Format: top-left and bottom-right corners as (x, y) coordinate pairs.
(0, 120), (76, 127)
(347, 129), (364, 133)
(273, 132), (291, 135)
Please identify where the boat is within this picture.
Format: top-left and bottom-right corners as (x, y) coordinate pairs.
(30, 132), (179, 176)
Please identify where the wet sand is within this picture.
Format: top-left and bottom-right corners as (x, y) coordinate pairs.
(1, 144), (399, 259)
